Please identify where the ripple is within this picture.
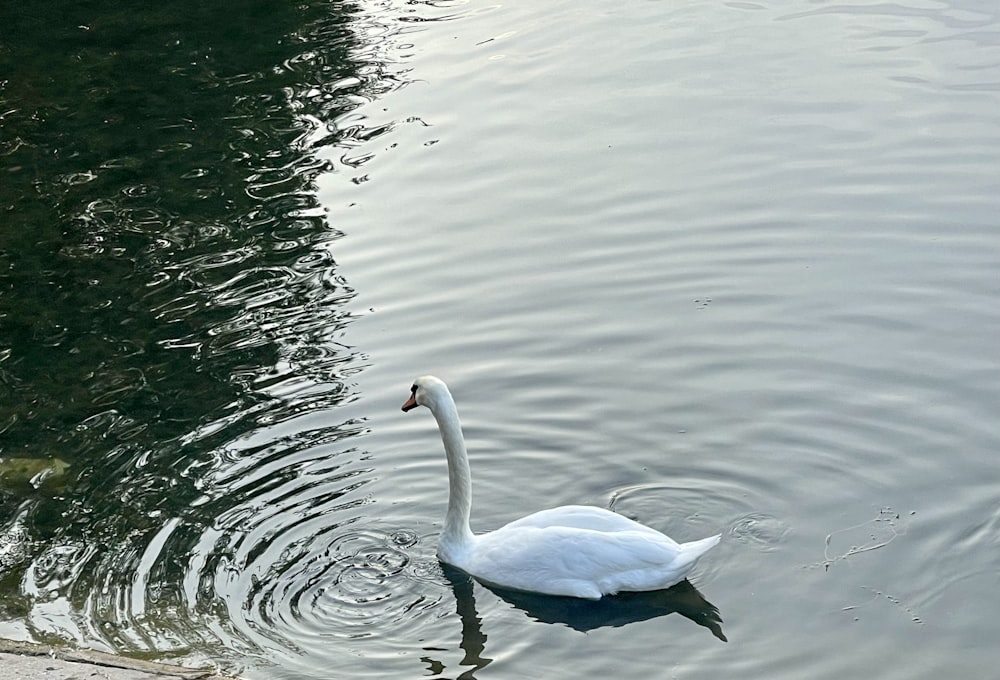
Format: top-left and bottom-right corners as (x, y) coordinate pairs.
(16, 407), (389, 668)
(57, 171), (99, 186)
(729, 513), (791, 552)
(267, 528), (417, 631)
(181, 247), (260, 274)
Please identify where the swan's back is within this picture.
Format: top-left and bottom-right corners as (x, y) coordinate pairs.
(499, 505), (670, 538)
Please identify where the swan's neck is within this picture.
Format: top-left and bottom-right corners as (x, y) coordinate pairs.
(429, 394), (475, 557)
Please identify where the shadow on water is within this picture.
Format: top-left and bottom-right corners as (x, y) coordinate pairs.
(435, 564), (726, 677)
(493, 580), (727, 641)
(435, 565), (492, 680)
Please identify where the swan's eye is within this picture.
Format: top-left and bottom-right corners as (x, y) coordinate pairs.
(410, 384), (417, 394)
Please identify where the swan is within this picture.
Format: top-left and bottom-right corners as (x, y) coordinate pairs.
(402, 375), (721, 599)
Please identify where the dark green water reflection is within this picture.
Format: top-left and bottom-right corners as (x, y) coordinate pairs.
(2, 0), (360, 441)
(1, 0), (377, 661)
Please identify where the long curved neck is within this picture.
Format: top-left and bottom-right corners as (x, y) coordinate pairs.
(429, 393), (475, 553)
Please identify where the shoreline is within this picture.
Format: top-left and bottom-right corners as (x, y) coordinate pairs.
(0, 638), (237, 680)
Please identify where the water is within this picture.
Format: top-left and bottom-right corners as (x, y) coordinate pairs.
(1, 0), (998, 678)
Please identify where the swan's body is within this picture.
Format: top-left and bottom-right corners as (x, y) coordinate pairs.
(402, 375), (720, 599)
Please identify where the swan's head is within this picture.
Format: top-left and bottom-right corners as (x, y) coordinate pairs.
(401, 375), (450, 412)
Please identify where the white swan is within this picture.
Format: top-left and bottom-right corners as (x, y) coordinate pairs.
(402, 375), (721, 599)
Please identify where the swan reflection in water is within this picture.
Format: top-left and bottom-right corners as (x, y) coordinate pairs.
(432, 564), (726, 678)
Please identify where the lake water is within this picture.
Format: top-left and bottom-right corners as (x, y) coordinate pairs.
(1, 0), (997, 678)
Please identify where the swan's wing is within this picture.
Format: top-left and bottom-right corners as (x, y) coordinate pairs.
(467, 524), (689, 599)
(498, 505), (667, 539)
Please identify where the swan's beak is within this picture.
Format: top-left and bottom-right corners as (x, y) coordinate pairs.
(401, 394), (418, 412)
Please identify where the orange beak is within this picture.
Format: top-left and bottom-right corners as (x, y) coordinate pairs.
(401, 394), (418, 412)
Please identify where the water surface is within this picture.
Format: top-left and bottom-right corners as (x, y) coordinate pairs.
(1, 0), (998, 678)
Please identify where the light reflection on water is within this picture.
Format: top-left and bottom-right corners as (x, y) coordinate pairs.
(0, 0), (998, 679)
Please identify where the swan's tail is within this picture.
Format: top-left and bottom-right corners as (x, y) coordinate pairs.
(678, 533), (721, 566)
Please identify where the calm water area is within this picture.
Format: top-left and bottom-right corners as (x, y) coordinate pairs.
(1, 1), (998, 678)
